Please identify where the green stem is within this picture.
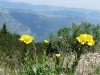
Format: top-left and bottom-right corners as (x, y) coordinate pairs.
(71, 45), (84, 73)
(33, 43), (37, 64)
(55, 57), (60, 75)
(42, 45), (47, 63)
(43, 49), (46, 63)
(56, 57), (60, 65)
(23, 43), (28, 69)
(23, 43), (27, 58)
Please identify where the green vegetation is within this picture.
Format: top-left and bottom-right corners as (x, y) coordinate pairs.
(0, 22), (100, 75)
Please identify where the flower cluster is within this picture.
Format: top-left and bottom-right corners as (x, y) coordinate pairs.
(19, 34), (34, 44)
(76, 34), (94, 46)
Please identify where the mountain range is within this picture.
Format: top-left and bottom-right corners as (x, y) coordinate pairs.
(0, 0), (100, 42)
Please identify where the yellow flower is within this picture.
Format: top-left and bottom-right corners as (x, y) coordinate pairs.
(19, 34), (34, 44)
(55, 54), (61, 57)
(76, 34), (94, 46)
(44, 40), (49, 45)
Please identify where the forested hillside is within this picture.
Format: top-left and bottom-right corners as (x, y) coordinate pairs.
(0, 1), (100, 42)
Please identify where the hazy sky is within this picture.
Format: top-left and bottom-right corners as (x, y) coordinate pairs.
(9, 0), (100, 10)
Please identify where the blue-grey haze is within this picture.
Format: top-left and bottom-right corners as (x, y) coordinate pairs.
(9, 0), (100, 10)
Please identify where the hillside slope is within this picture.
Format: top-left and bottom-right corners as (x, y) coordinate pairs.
(0, 7), (84, 41)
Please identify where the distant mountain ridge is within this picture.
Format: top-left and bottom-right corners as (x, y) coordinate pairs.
(0, 0), (100, 42)
(0, 0), (69, 11)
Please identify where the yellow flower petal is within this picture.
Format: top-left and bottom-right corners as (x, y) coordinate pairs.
(76, 34), (94, 46)
(55, 54), (61, 57)
(19, 34), (34, 44)
(44, 40), (49, 45)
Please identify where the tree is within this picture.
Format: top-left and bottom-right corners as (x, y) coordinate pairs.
(50, 22), (100, 53)
(1, 22), (8, 34)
